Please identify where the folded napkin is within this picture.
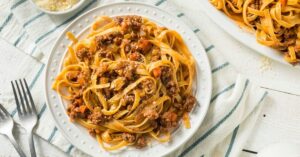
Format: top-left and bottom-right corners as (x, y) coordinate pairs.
(0, 0), (268, 156)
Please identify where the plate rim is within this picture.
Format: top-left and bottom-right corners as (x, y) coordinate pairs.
(44, 2), (212, 156)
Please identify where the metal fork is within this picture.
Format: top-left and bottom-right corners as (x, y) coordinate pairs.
(0, 103), (27, 157)
(11, 79), (37, 157)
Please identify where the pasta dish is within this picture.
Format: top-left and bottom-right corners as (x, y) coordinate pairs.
(52, 15), (196, 150)
(210, 0), (300, 63)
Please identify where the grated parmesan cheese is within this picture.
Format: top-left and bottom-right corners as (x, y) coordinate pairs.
(34, 0), (79, 12)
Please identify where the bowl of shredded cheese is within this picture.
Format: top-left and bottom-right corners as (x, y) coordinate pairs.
(31, 0), (86, 15)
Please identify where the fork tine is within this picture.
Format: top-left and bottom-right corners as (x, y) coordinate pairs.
(15, 80), (27, 114)
(11, 81), (22, 116)
(19, 79), (32, 113)
(23, 79), (37, 114)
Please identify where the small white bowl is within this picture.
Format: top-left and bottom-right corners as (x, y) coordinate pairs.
(29, 0), (87, 15)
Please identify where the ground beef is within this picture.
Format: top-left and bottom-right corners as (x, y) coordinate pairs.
(76, 48), (92, 61)
(160, 67), (177, 96)
(160, 109), (178, 128)
(114, 62), (137, 80)
(124, 94), (135, 105)
(143, 107), (159, 120)
(274, 27), (297, 51)
(66, 71), (80, 82)
(135, 136), (147, 148)
(113, 36), (123, 45)
(249, 0), (261, 10)
(128, 31), (139, 41)
(77, 69), (90, 86)
(140, 79), (155, 93)
(166, 81), (177, 96)
(172, 95), (196, 112)
(122, 133), (136, 143)
(88, 110), (111, 125)
(88, 129), (96, 137)
(295, 45), (300, 53)
(183, 95), (196, 112)
(72, 90), (83, 99)
(151, 49), (161, 61)
(173, 102), (184, 110)
(126, 104), (133, 111)
(134, 112), (144, 123)
(136, 39), (152, 54)
(125, 64), (135, 80)
(281, 28), (296, 47)
(95, 32), (121, 49)
(124, 44), (131, 53)
(67, 99), (87, 120)
(139, 26), (148, 37)
(149, 120), (158, 129)
(103, 88), (112, 99)
(161, 67), (172, 84)
(96, 63), (109, 76)
(128, 52), (142, 61)
(98, 49), (114, 60)
(88, 129), (101, 137)
(114, 15), (142, 33)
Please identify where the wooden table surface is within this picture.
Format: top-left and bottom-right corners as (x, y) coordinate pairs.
(1, 0), (300, 157)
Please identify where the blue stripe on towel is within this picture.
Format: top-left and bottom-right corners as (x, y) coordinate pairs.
(178, 80), (249, 157)
(13, 32), (25, 46)
(29, 63), (45, 89)
(23, 12), (45, 28)
(205, 45), (215, 52)
(177, 13), (184, 17)
(210, 83), (235, 103)
(0, 13), (13, 32)
(48, 127), (58, 142)
(11, 107), (17, 116)
(0, 0), (25, 32)
(30, 45), (37, 55)
(212, 62), (229, 73)
(11, 0), (26, 10)
(37, 103), (47, 119)
(155, 0), (166, 6)
(225, 125), (240, 157)
(193, 28), (200, 33)
(35, 0), (97, 44)
(258, 91), (268, 105)
(66, 145), (74, 154)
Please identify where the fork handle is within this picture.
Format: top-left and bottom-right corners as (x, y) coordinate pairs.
(7, 133), (27, 157)
(28, 132), (36, 157)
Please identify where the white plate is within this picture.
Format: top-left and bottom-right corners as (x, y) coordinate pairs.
(200, 0), (294, 66)
(44, 2), (212, 157)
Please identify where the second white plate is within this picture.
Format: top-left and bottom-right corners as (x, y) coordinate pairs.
(200, 0), (297, 67)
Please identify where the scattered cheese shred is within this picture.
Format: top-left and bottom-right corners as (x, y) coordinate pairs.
(259, 57), (272, 72)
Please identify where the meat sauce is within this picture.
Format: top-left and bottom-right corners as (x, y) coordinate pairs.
(67, 15), (196, 148)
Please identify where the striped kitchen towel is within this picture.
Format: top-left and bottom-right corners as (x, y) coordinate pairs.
(0, 0), (268, 156)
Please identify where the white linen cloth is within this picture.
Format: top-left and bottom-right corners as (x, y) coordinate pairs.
(0, 0), (268, 156)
